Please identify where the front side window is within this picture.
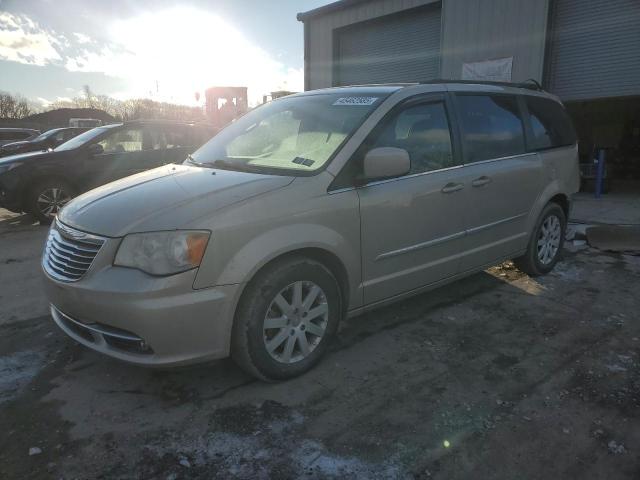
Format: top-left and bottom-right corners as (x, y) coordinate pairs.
(525, 96), (576, 150)
(368, 101), (455, 175)
(190, 92), (387, 175)
(55, 126), (112, 152)
(456, 95), (525, 163)
(97, 128), (144, 153)
(63, 130), (79, 141)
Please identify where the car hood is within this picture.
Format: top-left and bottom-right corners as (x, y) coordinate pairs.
(0, 149), (53, 164)
(58, 164), (295, 237)
(1, 140), (30, 149)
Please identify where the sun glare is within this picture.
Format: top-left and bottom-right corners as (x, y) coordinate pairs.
(100, 7), (301, 105)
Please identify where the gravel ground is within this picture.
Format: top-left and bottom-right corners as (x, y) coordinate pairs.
(0, 210), (639, 479)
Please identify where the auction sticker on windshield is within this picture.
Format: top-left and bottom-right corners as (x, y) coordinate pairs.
(333, 97), (379, 106)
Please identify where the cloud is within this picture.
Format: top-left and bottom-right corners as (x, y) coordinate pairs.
(0, 12), (62, 66)
(73, 32), (91, 44)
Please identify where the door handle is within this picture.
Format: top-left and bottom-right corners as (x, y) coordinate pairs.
(441, 182), (464, 194)
(471, 176), (492, 187)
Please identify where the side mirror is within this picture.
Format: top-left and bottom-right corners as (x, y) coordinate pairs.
(88, 143), (104, 155)
(361, 147), (410, 183)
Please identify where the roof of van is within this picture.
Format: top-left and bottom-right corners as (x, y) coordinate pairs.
(291, 79), (555, 100)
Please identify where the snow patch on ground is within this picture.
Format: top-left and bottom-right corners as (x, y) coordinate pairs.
(147, 406), (407, 479)
(0, 350), (46, 403)
(550, 261), (583, 281)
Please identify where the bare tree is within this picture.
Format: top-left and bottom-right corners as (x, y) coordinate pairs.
(82, 85), (95, 109)
(44, 90), (205, 123)
(0, 92), (32, 119)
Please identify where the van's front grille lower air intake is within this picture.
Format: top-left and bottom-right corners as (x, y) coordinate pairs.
(43, 221), (105, 282)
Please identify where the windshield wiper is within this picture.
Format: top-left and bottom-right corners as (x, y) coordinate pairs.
(212, 159), (256, 173)
(186, 154), (215, 168)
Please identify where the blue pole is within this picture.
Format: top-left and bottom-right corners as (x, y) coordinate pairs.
(595, 148), (606, 198)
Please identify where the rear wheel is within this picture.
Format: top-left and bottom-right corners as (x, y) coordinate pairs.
(514, 202), (566, 276)
(231, 257), (342, 381)
(26, 179), (75, 223)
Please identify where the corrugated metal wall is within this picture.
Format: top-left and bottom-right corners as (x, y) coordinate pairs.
(440, 0), (549, 83)
(305, 0), (438, 90)
(545, 0), (640, 101)
(335, 5), (441, 86)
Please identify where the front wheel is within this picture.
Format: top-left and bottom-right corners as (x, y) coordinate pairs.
(514, 202), (566, 276)
(26, 179), (75, 223)
(231, 257), (342, 381)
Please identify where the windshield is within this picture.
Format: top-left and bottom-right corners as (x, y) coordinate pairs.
(31, 129), (60, 142)
(54, 126), (113, 151)
(189, 92), (386, 175)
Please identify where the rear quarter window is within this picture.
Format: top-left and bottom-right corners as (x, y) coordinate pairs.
(524, 96), (576, 150)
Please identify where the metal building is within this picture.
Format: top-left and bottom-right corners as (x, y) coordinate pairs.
(298, 0), (640, 192)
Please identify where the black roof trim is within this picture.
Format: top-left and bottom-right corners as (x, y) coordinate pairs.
(297, 0), (370, 22)
(122, 119), (215, 127)
(420, 78), (544, 91)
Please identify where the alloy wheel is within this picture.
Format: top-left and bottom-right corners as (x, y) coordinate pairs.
(537, 214), (561, 265)
(263, 280), (329, 364)
(37, 187), (71, 218)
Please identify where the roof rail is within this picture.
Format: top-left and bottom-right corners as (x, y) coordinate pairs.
(419, 78), (544, 91)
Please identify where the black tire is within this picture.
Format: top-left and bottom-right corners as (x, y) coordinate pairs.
(26, 178), (76, 224)
(514, 202), (566, 276)
(231, 256), (342, 381)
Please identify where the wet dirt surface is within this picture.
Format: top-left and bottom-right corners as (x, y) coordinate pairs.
(1, 211), (639, 479)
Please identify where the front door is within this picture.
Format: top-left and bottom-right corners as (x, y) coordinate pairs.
(357, 95), (468, 305)
(87, 126), (147, 187)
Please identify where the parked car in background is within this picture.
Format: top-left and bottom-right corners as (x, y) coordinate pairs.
(69, 118), (102, 128)
(42, 82), (579, 380)
(0, 128), (40, 146)
(0, 127), (88, 157)
(0, 120), (217, 221)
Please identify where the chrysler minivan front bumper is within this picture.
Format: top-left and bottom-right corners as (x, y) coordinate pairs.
(42, 224), (241, 367)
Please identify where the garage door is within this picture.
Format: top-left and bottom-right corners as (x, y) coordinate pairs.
(334, 5), (441, 87)
(546, 0), (640, 101)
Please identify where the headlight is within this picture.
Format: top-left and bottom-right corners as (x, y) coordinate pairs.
(114, 230), (210, 275)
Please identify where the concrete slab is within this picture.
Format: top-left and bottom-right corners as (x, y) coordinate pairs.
(586, 225), (640, 253)
(571, 182), (640, 225)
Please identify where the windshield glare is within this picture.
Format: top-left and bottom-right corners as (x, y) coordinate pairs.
(54, 126), (112, 151)
(190, 92), (386, 175)
(32, 130), (59, 142)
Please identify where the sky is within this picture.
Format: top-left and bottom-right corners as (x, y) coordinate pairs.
(0, 0), (330, 107)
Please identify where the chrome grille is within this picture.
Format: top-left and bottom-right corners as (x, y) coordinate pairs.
(43, 221), (105, 282)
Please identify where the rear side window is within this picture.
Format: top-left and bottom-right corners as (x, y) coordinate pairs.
(456, 95), (525, 163)
(524, 96), (576, 150)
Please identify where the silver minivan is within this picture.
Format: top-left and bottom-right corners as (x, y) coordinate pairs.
(43, 82), (579, 380)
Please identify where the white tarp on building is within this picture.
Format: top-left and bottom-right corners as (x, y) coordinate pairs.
(461, 57), (513, 82)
